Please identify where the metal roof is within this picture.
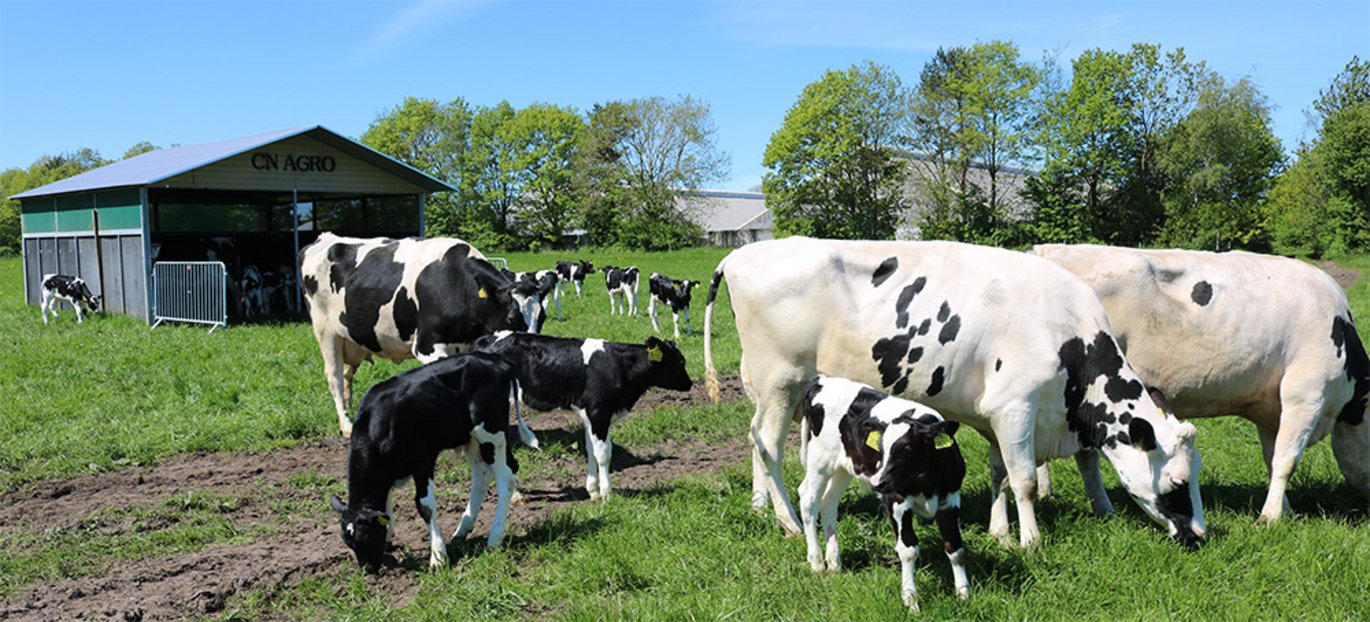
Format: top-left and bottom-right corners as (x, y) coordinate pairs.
(11, 125), (455, 199)
(684, 189), (772, 232)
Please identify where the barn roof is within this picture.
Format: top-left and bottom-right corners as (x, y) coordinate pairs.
(11, 125), (455, 200)
(685, 190), (771, 232)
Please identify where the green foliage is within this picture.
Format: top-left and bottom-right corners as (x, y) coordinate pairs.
(1308, 56), (1370, 132)
(507, 103), (585, 250)
(121, 141), (159, 160)
(764, 61), (910, 239)
(360, 96), (472, 238)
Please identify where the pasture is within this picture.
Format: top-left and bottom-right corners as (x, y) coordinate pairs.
(0, 250), (1368, 620)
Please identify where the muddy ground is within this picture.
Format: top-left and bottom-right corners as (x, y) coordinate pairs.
(0, 377), (751, 621)
(1320, 260), (1361, 290)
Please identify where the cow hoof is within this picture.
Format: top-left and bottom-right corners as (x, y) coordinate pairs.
(429, 551), (449, 570)
(902, 595), (920, 612)
(588, 490), (602, 502)
(509, 490), (525, 505)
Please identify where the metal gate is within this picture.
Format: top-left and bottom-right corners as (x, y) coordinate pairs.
(152, 261), (227, 332)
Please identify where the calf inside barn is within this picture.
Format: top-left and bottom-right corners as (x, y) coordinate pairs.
(796, 375), (969, 610)
(602, 265), (640, 316)
(648, 273), (699, 338)
(330, 352), (522, 572)
(40, 274), (101, 324)
(475, 332), (691, 500)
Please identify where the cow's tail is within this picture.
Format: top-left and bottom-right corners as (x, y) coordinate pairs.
(799, 410), (810, 468)
(704, 257), (730, 404)
(511, 379), (540, 450)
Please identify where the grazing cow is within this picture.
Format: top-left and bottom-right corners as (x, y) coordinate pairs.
(602, 265), (640, 316)
(648, 273), (700, 338)
(703, 237), (1206, 548)
(300, 232), (544, 437)
(1031, 244), (1370, 520)
(40, 274), (101, 324)
(555, 260), (595, 298)
(474, 332), (692, 500)
(329, 352), (524, 572)
(797, 375), (969, 610)
(238, 264), (266, 318)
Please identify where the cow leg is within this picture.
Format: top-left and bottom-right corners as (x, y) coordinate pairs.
(1259, 409), (1321, 522)
(986, 440), (1011, 541)
(649, 296), (661, 333)
(413, 475), (448, 569)
(455, 443), (492, 541)
(40, 293), (51, 324)
(384, 478), (406, 544)
(684, 306), (693, 336)
(471, 425), (513, 547)
(935, 497), (970, 599)
(1332, 418), (1370, 498)
(819, 470), (851, 571)
(744, 362), (806, 535)
(888, 497), (921, 611)
(582, 410), (614, 500)
(797, 466), (828, 572)
(1074, 449), (1114, 517)
(629, 291), (638, 316)
(672, 311), (681, 340)
(317, 334), (353, 438)
(576, 409), (603, 500)
(1036, 464), (1053, 499)
(75, 303), (85, 324)
(989, 408), (1042, 548)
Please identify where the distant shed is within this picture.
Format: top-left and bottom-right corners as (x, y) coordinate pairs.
(687, 190), (773, 247)
(12, 126), (453, 323)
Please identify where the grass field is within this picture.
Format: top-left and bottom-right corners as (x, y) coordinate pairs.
(1, 250), (1369, 620)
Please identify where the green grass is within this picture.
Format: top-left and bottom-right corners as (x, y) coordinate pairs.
(2, 251), (1370, 620)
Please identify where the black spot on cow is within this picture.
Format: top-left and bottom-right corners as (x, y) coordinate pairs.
(893, 375), (910, 395)
(1105, 376), (1144, 403)
(303, 274), (319, 296)
(1333, 316), (1369, 425)
(1119, 412), (1133, 425)
(1191, 281), (1213, 306)
(338, 244), (406, 353)
(908, 347), (924, 364)
(995, 359), (1002, 372)
(937, 301), (951, 322)
(872, 335), (913, 389)
(899, 508), (917, 547)
(1059, 331), (1133, 449)
(479, 442), (496, 464)
(327, 243), (360, 293)
(836, 388), (889, 477)
(872, 257), (899, 287)
(393, 286), (419, 342)
(938, 315), (961, 345)
(927, 366), (945, 396)
(918, 318), (932, 336)
(894, 277), (927, 329)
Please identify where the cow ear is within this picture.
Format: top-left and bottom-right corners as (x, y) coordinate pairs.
(1148, 387), (1173, 416)
(330, 495), (348, 513)
(1129, 418), (1159, 452)
(940, 420), (960, 437)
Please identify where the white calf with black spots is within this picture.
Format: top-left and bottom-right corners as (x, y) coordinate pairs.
(602, 266), (640, 316)
(703, 237), (1206, 548)
(797, 375), (969, 611)
(1033, 244), (1370, 520)
(648, 272), (699, 338)
(40, 274), (101, 324)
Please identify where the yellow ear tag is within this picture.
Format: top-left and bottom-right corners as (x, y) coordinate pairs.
(934, 432), (954, 450)
(478, 287), (488, 299)
(865, 430), (882, 451)
(376, 515), (390, 526)
(648, 345), (663, 362)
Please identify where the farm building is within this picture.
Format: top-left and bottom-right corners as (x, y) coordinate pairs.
(687, 190), (773, 247)
(12, 126), (453, 325)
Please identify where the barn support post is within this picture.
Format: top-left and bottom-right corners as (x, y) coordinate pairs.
(418, 193), (426, 238)
(140, 186), (153, 324)
(292, 187), (302, 316)
(92, 207), (105, 305)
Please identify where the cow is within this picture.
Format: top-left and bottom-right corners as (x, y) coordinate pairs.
(517, 269), (562, 321)
(555, 260), (595, 298)
(797, 375), (969, 611)
(1030, 244), (1370, 521)
(702, 237), (1206, 548)
(648, 273), (699, 338)
(474, 332), (692, 500)
(238, 264), (266, 318)
(262, 265), (298, 315)
(40, 274), (101, 324)
(300, 232), (545, 437)
(602, 265), (640, 316)
(329, 352), (524, 572)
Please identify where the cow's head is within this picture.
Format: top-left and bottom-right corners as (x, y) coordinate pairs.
(867, 415), (965, 499)
(509, 279), (546, 334)
(86, 294), (102, 314)
(579, 260), (595, 276)
(330, 495), (389, 573)
(1104, 389), (1206, 547)
(644, 336), (692, 391)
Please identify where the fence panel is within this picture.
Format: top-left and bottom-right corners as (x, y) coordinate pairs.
(152, 261), (227, 332)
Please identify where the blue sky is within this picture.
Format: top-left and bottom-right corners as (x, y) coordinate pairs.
(1, 0), (1366, 191)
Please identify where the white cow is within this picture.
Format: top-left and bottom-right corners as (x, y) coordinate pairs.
(703, 237), (1206, 548)
(1031, 244), (1370, 521)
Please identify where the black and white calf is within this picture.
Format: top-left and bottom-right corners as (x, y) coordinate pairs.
(262, 266), (298, 315)
(40, 274), (101, 324)
(647, 273), (699, 338)
(329, 352), (532, 572)
(517, 269), (562, 321)
(555, 260), (594, 298)
(238, 265), (266, 318)
(474, 332), (692, 499)
(797, 375), (968, 610)
(602, 265), (640, 316)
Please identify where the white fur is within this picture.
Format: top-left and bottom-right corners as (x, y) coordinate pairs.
(580, 339), (605, 365)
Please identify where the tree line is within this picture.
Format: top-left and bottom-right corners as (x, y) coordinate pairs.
(2, 44), (1366, 257)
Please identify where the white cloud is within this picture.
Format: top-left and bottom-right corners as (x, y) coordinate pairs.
(349, 0), (491, 66)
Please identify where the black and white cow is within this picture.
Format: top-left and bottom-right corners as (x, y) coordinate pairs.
(1031, 244), (1370, 520)
(238, 265), (266, 318)
(517, 269), (562, 321)
(262, 265), (298, 315)
(602, 265), (640, 316)
(329, 352), (524, 572)
(40, 274), (101, 324)
(647, 273), (699, 338)
(703, 237), (1206, 548)
(300, 232), (544, 437)
(798, 375), (969, 610)
(474, 332), (692, 500)
(555, 260), (595, 298)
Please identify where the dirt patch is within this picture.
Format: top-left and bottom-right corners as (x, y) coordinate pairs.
(0, 380), (752, 621)
(1320, 261), (1361, 290)
(637, 373), (746, 410)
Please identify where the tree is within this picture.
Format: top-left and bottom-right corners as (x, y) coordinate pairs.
(361, 97), (471, 236)
(1157, 76), (1283, 249)
(460, 101), (520, 247)
(122, 141), (159, 159)
(1308, 56), (1370, 133)
(505, 103), (584, 249)
(765, 61), (910, 240)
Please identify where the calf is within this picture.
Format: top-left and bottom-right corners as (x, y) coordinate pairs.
(602, 265), (640, 316)
(40, 274), (101, 324)
(238, 265), (266, 318)
(647, 273), (699, 338)
(330, 352), (525, 572)
(555, 260), (595, 297)
(517, 269), (562, 321)
(797, 375), (968, 610)
(262, 266), (298, 315)
(474, 332), (692, 499)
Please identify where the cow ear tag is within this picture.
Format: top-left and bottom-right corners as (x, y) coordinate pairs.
(934, 432), (954, 450)
(865, 430), (882, 451)
(648, 345), (663, 362)
(478, 287), (489, 299)
(376, 515), (390, 527)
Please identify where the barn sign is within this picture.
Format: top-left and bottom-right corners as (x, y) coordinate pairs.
(250, 152), (337, 173)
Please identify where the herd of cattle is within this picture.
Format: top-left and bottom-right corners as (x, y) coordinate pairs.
(36, 232), (1370, 610)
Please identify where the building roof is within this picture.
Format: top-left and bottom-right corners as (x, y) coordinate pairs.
(12, 125), (455, 200)
(684, 189), (771, 232)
